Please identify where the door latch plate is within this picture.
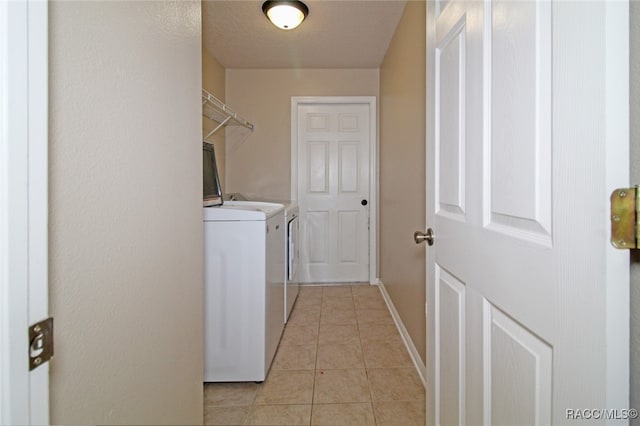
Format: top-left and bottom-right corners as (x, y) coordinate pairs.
(610, 186), (639, 249)
(29, 317), (54, 370)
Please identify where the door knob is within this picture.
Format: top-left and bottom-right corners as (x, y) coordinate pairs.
(414, 228), (434, 246)
(361, 199), (368, 206)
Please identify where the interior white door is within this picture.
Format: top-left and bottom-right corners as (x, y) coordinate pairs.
(297, 103), (370, 283)
(425, 1), (629, 424)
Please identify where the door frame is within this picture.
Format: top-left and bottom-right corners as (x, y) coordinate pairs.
(0, 0), (49, 424)
(291, 96), (378, 284)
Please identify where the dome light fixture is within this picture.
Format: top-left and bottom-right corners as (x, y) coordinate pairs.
(262, 0), (309, 30)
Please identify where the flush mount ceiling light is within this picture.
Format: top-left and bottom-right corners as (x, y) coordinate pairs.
(262, 0), (309, 30)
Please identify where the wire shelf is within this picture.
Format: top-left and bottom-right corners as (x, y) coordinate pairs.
(202, 89), (254, 140)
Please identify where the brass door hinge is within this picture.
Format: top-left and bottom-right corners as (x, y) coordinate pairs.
(610, 186), (639, 249)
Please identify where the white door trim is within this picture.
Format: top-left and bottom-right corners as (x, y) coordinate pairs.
(291, 96), (378, 284)
(1, 0), (49, 424)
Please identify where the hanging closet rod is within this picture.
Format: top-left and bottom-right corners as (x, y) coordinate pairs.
(202, 89), (254, 133)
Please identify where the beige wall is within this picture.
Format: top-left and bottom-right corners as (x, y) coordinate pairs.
(49, 1), (203, 424)
(225, 69), (379, 199)
(202, 48), (227, 188)
(630, 1), (639, 421)
(379, 0), (426, 363)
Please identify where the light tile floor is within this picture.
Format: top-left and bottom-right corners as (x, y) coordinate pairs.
(204, 284), (425, 425)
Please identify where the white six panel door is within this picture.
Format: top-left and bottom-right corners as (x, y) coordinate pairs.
(297, 103), (370, 283)
(426, 0), (629, 424)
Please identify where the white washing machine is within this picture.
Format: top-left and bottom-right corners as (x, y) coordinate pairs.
(203, 201), (285, 382)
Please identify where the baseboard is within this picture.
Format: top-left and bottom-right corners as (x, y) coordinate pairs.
(376, 280), (427, 387)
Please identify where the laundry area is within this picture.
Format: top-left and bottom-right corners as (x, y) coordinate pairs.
(202, 88), (301, 384)
(200, 82), (425, 423)
(199, 3), (427, 423)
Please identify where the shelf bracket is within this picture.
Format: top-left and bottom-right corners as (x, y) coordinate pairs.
(205, 115), (232, 140)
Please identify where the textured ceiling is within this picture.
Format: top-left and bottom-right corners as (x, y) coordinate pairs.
(202, 0), (407, 69)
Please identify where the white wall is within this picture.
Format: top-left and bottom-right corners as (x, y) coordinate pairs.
(49, 1), (204, 423)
